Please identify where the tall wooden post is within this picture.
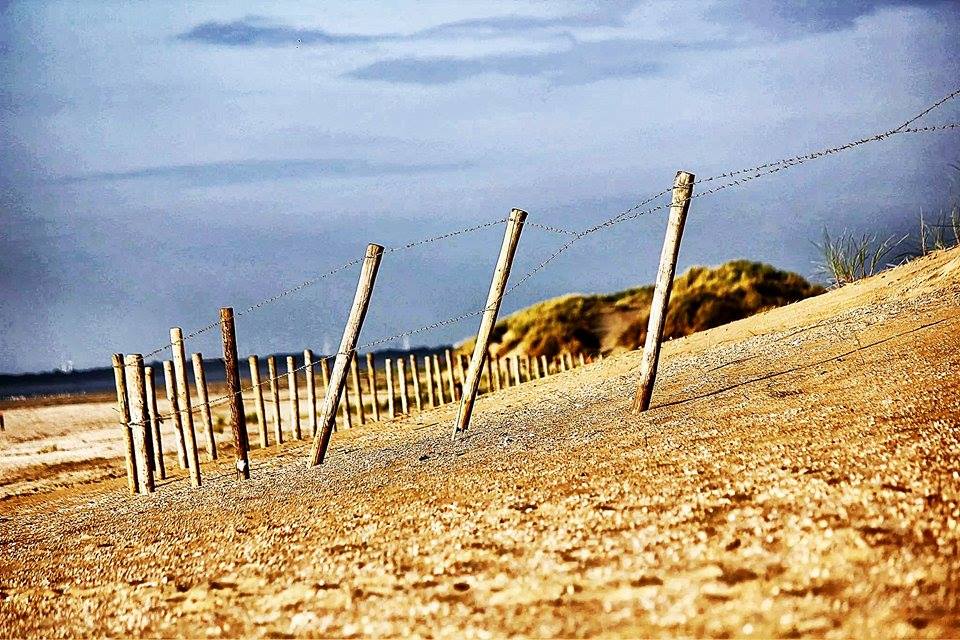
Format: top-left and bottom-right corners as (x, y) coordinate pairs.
(112, 353), (138, 494)
(432, 355), (446, 405)
(397, 357), (409, 415)
(191, 353), (218, 460)
(350, 354), (366, 425)
(453, 208), (527, 435)
(126, 354), (155, 493)
(633, 170), (694, 413)
(365, 353), (380, 421)
(220, 307), (250, 479)
(540, 355), (548, 376)
(340, 386), (353, 430)
(424, 355), (436, 408)
(385, 358), (396, 419)
(170, 327), (201, 487)
(304, 350), (318, 437)
(248, 355), (269, 447)
(409, 354), (422, 412)
(286, 356), (302, 439)
(308, 244), (384, 466)
(162, 360), (187, 468)
(267, 355), (283, 444)
(144, 365), (166, 480)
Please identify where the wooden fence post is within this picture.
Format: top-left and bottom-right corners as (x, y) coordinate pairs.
(170, 327), (201, 487)
(340, 386), (353, 430)
(350, 354), (366, 425)
(144, 365), (166, 479)
(219, 307), (250, 479)
(432, 355), (446, 404)
(286, 356), (301, 439)
(397, 357), (409, 415)
(633, 170), (694, 413)
(443, 349), (457, 402)
(492, 354), (501, 391)
(455, 353), (466, 394)
(510, 355), (521, 387)
(191, 353), (218, 460)
(126, 354), (155, 494)
(308, 244), (384, 466)
(365, 353), (380, 421)
(424, 355), (436, 408)
(304, 350), (318, 437)
(409, 354), (422, 411)
(162, 360), (187, 468)
(532, 356), (541, 380)
(385, 358), (396, 419)
(267, 355), (283, 444)
(579, 353), (586, 367)
(453, 208), (527, 435)
(540, 355), (549, 377)
(112, 353), (138, 494)
(248, 355), (269, 447)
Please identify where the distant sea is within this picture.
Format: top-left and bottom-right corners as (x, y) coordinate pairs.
(0, 346), (451, 400)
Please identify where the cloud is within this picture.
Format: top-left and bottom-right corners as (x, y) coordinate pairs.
(54, 158), (470, 187)
(177, 16), (392, 46)
(709, 0), (947, 37)
(346, 38), (732, 86)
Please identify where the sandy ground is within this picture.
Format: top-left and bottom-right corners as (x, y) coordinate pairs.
(1, 248), (959, 638)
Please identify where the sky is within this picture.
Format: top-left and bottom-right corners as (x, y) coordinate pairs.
(1, 0), (958, 374)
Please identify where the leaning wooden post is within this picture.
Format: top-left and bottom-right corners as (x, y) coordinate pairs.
(170, 328), (201, 487)
(453, 208), (527, 436)
(267, 355), (283, 444)
(248, 355), (269, 447)
(126, 354), (155, 493)
(308, 244), (384, 466)
(350, 354), (366, 425)
(424, 355), (436, 408)
(286, 356), (302, 439)
(385, 358), (396, 419)
(191, 353), (218, 460)
(219, 307), (251, 479)
(432, 355), (446, 404)
(397, 357), (409, 415)
(144, 366), (166, 479)
(633, 170), (694, 412)
(365, 353), (381, 421)
(162, 361), (187, 468)
(112, 353), (138, 494)
(304, 350), (318, 437)
(409, 354), (422, 412)
(443, 349), (458, 401)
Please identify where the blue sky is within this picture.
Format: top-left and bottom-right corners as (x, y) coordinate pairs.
(1, 0), (958, 373)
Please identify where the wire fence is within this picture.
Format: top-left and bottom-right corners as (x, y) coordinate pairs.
(119, 88), (960, 432)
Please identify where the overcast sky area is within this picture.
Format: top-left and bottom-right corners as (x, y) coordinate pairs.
(1, 1), (958, 374)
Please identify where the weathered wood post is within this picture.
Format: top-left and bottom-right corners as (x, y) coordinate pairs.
(424, 355), (436, 408)
(491, 353), (501, 391)
(248, 355), (269, 447)
(191, 353), (218, 460)
(432, 355), (446, 404)
(112, 353), (138, 494)
(340, 386), (353, 430)
(409, 354), (422, 412)
(304, 349), (318, 437)
(126, 354), (155, 493)
(350, 354), (366, 425)
(286, 356), (302, 439)
(144, 365), (166, 479)
(455, 353), (466, 395)
(267, 355), (283, 444)
(309, 244), (384, 466)
(532, 356), (541, 379)
(385, 358), (396, 419)
(443, 349), (457, 402)
(540, 355), (549, 376)
(397, 357), (409, 415)
(579, 353), (586, 367)
(220, 307), (250, 479)
(453, 208), (527, 435)
(320, 357), (331, 388)
(511, 355), (521, 386)
(171, 328), (201, 487)
(162, 360), (187, 468)
(633, 170), (694, 413)
(365, 353), (380, 421)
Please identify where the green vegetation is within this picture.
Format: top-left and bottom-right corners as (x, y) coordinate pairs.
(459, 260), (823, 359)
(812, 228), (908, 287)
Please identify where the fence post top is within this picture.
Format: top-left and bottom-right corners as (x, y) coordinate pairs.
(675, 170), (695, 183)
(124, 353), (143, 365)
(509, 208), (528, 221)
(366, 243), (385, 257)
